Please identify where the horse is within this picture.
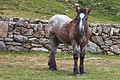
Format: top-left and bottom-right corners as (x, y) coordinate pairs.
(48, 8), (91, 76)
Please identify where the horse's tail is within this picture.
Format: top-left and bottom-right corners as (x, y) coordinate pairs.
(48, 19), (56, 38)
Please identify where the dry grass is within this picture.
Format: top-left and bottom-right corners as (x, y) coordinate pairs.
(0, 51), (119, 80)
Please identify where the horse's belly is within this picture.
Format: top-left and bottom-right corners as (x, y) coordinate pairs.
(56, 29), (71, 44)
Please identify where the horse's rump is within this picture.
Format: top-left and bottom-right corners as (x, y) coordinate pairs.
(48, 15), (72, 36)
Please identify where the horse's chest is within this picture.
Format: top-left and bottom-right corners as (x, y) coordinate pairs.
(70, 31), (87, 44)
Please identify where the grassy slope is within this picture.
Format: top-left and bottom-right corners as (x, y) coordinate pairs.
(0, 0), (120, 24)
(0, 51), (120, 80)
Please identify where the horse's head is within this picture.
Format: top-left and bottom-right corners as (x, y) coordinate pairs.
(76, 8), (91, 32)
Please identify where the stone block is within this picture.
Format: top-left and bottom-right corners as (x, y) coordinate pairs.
(4, 38), (13, 42)
(0, 41), (6, 51)
(21, 28), (34, 36)
(31, 47), (49, 52)
(13, 35), (28, 42)
(39, 38), (49, 44)
(8, 32), (13, 38)
(7, 45), (29, 51)
(0, 21), (8, 38)
(23, 44), (31, 48)
(110, 45), (120, 55)
(103, 27), (110, 34)
(105, 40), (113, 46)
(13, 27), (21, 34)
(33, 23), (43, 31)
(5, 42), (22, 46)
(107, 51), (114, 55)
(40, 20), (48, 24)
(86, 41), (102, 53)
(34, 31), (45, 38)
(31, 43), (42, 47)
(28, 38), (39, 43)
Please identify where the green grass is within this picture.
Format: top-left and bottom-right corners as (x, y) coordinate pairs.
(0, 51), (120, 80)
(0, 0), (120, 24)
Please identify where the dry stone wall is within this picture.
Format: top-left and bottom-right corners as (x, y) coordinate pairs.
(0, 17), (120, 55)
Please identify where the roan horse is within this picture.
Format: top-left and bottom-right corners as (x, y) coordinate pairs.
(48, 8), (91, 76)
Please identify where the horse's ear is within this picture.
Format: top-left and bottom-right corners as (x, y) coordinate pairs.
(87, 8), (91, 14)
(76, 7), (79, 13)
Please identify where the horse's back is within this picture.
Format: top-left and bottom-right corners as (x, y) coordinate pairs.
(49, 15), (72, 28)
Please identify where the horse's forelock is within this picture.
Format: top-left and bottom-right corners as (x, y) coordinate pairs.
(78, 8), (86, 14)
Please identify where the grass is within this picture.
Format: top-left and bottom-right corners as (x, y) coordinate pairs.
(0, 51), (119, 80)
(0, 0), (120, 24)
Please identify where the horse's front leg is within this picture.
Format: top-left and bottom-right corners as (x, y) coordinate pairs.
(80, 47), (85, 75)
(73, 45), (79, 76)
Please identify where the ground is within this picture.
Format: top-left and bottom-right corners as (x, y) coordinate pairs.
(0, 51), (120, 80)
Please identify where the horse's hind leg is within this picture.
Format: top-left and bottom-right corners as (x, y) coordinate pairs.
(48, 37), (59, 71)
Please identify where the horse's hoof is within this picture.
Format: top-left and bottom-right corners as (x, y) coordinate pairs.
(80, 72), (85, 75)
(74, 74), (80, 77)
(53, 70), (58, 72)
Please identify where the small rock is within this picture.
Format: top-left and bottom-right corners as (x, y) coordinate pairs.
(0, 21), (8, 38)
(0, 41), (6, 51)
(87, 57), (102, 60)
(110, 45), (120, 54)
(23, 44), (31, 48)
(31, 44), (42, 47)
(31, 47), (48, 52)
(4, 38), (13, 42)
(13, 35), (28, 42)
(28, 38), (39, 43)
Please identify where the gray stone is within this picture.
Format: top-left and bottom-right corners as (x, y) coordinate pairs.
(0, 38), (4, 41)
(57, 49), (62, 52)
(8, 32), (13, 38)
(107, 51), (114, 55)
(105, 40), (113, 45)
(34, 23), (43, 31)
(31, 47), (49, 52)
(13, 27), (21, 34)
(96, 27), (102, 35)
(87, 57), (102, 60)
(0, 41), (6, 51)
(21, 28), (34, 36)
(7, 45), (28, 51)
(86, 41), (102, 53)
(110, 28), (114, 36)
(34, 31), (45, 38)
(31, 43), (42, 47)
(5, 42), (22, 46)
(0, 21), (8, 38)
(28, 38), (39, 43)
(23, 44), (31, 48)
(91, 27), (97, 35)
(13, 17), (24, 22)
(13, 35), (28, 42)
(40, 20), (48, 24)
(103, 26), (110, 34)
(110, 45), (120, 54)
(39, 38), (49, 44)
(91, 36), (104, 45)
(8, 22), (14, 32)
(4, 38), (13, 42)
